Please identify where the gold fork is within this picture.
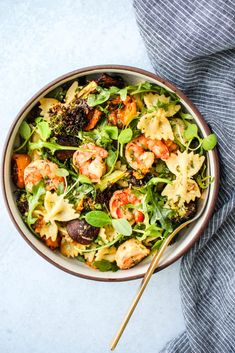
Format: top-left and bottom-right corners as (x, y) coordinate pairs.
(110, 191), (208, 350)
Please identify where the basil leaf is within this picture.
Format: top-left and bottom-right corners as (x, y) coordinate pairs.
(37, 121), (51, 141)
(118, 128), (133, 144)
(119, 87), (127, 101)
(184, 123), (198, 141)
(85, 211), (111, 227)
(112, 218), (132, 236)
(202, 133), (217, 151)
(19, 121), (31, 140)
(93, 260), (118, 272)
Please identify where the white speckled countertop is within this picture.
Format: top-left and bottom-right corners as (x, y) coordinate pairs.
(0, 1), (185, 352)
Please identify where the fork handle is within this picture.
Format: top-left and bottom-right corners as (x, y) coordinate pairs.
(110, 222), (189, 351)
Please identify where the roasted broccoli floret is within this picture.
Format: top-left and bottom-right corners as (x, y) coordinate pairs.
(15, 191), (28, 216)
(48, 99), (90, 137)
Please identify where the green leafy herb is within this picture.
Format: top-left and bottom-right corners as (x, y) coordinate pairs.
(118, 128), (133, 144)
(184, 123), (198, 141)
(93, 260), (118, 272)
(85, 211), (111, 227)
(97, 170), (126, 191)
(112, 218), (132, 236)
(180, 112), (193, 120)
(106, 150), (117, 169)
(202, 133), (217, 151)
(146, 177), (172, 187)
(56, 168), (69, 177)
(19, 121), (31, 140)
(104, 126), (118, 140)
(77, 174), (92, 184)
(87, 86), (119, 107)
(27, 181), (46, 225)
(29, 140), (79, 154)
(119, 87), (128, 101)
(36, 120), (51, 141)
(77, 255), (85, 263)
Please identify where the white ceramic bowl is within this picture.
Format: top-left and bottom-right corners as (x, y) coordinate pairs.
(2, 65), (219, 281)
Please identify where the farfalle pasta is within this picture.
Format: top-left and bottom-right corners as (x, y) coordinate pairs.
(12, 74), (216, 272)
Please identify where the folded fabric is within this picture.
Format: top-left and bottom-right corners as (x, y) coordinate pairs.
(133, 0), (235, 352)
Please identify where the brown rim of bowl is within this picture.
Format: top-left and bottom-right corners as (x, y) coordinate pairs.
(1, 65), (220, 282)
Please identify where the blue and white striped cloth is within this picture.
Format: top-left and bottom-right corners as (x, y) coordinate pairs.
(133, 1), (235, 352)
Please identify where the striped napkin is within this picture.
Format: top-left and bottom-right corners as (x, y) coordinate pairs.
(133, 1), (235, 352)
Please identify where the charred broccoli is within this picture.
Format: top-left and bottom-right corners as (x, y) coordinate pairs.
(48, 99), (91, 137)
(15, 191), (28, 216)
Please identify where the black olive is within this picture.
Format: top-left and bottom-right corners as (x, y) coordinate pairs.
(66, 219), (99, 245)
(95, 73), (124, 88)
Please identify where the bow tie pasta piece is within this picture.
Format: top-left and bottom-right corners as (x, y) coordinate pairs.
(165, 150), (205, 177)
(162, 151), (205, 207)
(34, 192), (80, 241)
(137, 110), (174, 140)
(143, 93), (181, 117)
(44, 191), (79, 222)
(162, 178), (201, 207)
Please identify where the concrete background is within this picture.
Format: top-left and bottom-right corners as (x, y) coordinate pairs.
(0, 1), (185, 352)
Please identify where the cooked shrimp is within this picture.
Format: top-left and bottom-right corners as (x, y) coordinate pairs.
(24, 159), (65, 192)
(109, 189), (144, 224)
(125, 135), (169, 173)
(115, 238), (150, 270)
(73, 143), (108, 183)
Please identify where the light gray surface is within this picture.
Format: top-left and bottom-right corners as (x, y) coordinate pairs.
(0, 1), (185, 352)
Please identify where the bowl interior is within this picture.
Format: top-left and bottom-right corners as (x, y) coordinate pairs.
(2, 66), (219, 281)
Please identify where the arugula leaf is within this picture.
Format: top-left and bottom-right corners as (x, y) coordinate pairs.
(27, 181), (46, 225)
(202, 133), (217, 151)
(112, 218), (132, 236)
(36, 120), (51, 141)
(147, 188), (173, 232)
(19, 121), (31, 140)
(93, 260), (119, 272)
(85, 211), (111, 227)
